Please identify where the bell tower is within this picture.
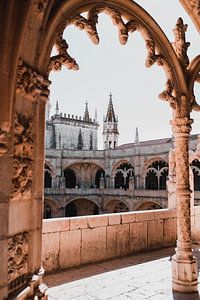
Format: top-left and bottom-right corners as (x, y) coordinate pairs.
(103, 93), (119, 149)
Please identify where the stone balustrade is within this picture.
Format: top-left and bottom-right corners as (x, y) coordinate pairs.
(42, 209), (177, 273)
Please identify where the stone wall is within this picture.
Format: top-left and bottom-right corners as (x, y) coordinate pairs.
(42, 209), (177, 273)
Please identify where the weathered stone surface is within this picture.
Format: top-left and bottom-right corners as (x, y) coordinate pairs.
(81, 227), (107, 264)
(59, 230), (81, 268)
(130, 221), (147, 253)
(107, 224), (130, 258)
(147, 219), (163, 249)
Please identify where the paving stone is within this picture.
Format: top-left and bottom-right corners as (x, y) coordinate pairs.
(45, 247), (200, 300)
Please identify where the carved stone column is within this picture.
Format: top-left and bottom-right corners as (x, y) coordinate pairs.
(171, 117), (198, 293)
(6, 59), (50, 299)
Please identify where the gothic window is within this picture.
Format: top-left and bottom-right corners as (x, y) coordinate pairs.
(44, 204), (52, 219)
(77, 129), (83, 150)
(44, 164), (52, 188)
(114, 162), (134, 190)
(145, 160), (168, 190)
(95, 168), (105, 188)
(191, 159), (200, 191)
(90, 132), (93, 150)
(64, 168), (76, 188)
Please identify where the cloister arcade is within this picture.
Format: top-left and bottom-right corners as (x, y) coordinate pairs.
(0, 0), (200, 299)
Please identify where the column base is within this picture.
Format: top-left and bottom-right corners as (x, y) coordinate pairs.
(9, 268), (48, 299)
(172, 254), (198, 293)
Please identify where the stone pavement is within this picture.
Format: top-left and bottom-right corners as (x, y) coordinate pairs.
(45, 247), (200, 300)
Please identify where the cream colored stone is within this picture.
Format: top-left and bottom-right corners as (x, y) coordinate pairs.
(130, 221), (147, 253)
(59, 230), (81, 268)
(163, 218), (177, 246)
(42, 232), (59, 272)
(147, 219), (163, 248)
(121, 212), (136, 224)
(108, 213), (121, 225)
(70, 216), (88, 230)
(8, 200), (32, 235)
(43, 218), (69, 233)
(81, 227), (106, 264)
(87, 215), (108, 228)
(135, 211), (155, 222)
(107, 224), (129, 258)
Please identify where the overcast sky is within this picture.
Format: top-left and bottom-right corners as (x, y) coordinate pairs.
(49, 1), (200, 149)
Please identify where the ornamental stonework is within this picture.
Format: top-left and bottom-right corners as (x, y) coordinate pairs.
(0, 127), (10, 156)
(8, 232), (30, 292)
(17, 58), (50, 100)
(11, 113), (34, 201)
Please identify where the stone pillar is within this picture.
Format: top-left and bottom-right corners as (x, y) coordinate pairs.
(171, 117), (198, 293)
(3, 59), (50, 299)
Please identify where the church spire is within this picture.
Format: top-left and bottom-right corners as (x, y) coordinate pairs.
(105, 92), (116, 122)
(56, 101), (59, 115)
(83, 101), (90, 122)
(135, 127), (139, 144)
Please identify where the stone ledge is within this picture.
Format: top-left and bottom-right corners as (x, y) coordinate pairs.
(43, 218), (69, 233)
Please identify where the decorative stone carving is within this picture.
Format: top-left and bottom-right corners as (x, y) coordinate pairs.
(0, 128), (9, 156)
(32, 0), (48, 19)
(48, 29), (79, 73)
(8, 232), (30, 291)
(172, 18), (190, 69)
(188, 0), (200, 16)
(159, 79), (177, 109)
(11, 113), (34, 201)
(17, 58), (50, 100)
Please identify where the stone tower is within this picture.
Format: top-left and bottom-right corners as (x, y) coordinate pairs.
(103, 93), (119, 149)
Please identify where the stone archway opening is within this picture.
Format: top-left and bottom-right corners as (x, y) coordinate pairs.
(106, 199), (129, 213)
(136, 201), (163, 211)
(2, 1), (199, 298)
(65, 198), (99, 217)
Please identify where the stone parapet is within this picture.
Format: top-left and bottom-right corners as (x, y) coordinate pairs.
(42, 209), (177, 273)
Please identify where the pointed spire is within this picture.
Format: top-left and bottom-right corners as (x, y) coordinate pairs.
(83, 101), (90, 122)
(94, 109), (98, 122)
(105, 92), (116, 122)
(56, 101), (59, 115)
(135, 127), (139, 144)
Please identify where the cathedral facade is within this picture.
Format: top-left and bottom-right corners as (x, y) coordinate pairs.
(44, 95), (200, 218)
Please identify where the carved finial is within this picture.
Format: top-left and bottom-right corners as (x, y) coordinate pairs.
(56, 101), (59, 115)
(172, 17), (190, 68)
(135, 127), (139, 144)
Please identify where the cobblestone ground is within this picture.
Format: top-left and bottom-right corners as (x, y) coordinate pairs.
(45, 246), (200, 300)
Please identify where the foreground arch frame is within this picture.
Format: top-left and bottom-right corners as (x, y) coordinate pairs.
(0, 0), (199, 298)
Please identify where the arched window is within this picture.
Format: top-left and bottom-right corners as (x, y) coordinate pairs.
(64, 168), (76, 188)
(114, 162), (134, 190)
(191, 159), (200, 191)
(95, 168), (105, 188)
(145, 160), (168, 190)
(44, 204), (52, 219)
(65, 199), (99, 217)
(44, 164), (52, 188)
